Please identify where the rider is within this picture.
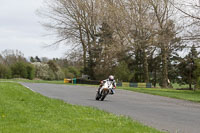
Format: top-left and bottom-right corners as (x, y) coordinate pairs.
(98, 75), (117, 94)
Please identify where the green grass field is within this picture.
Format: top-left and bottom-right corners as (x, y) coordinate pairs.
(172, 83), (194, 89)
(0, 78), (65, 84)
(120, 87), (200, 102)
(0, 82), (161, 133)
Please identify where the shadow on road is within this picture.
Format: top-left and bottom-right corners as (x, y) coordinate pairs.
(87, 98), (112, 102)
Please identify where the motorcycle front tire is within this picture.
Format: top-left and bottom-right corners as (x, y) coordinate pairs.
(95, 92), (101, 100)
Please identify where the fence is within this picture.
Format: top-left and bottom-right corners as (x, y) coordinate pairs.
(75, 78), (100, 85)
(118, 82), (152, 88)
(64, 78), (152, 88)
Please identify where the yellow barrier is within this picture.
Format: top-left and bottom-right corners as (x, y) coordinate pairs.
(122, 82), (130, 87)
(64, 78), (72, 83)
(138, 83), (146, 88)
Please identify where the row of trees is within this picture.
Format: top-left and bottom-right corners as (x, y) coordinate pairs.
(1, 48), (200, 89)
(0, 50), (81, 80)
(40, 0), (200, 88)
(0, 50), (34, 79)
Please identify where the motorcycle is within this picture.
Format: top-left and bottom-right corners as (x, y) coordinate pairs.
(95, 80), (113, 101)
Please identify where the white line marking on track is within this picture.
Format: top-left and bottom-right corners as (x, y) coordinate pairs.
(23, 85), (36, 93)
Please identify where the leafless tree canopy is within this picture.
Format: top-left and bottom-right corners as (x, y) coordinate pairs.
(170, 0), (200, 42)
(39, 0), (200, 87)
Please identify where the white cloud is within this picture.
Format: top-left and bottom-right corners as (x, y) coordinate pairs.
(0, 0), (69, 59)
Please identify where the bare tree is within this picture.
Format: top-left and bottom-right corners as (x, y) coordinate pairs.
(172, 0), (200, 20)
(170, 0), (200, 42)
(39, 0), (87, 69)
(148, 0), (181, 88)
(40, 0), (182, 83)
(104, 0), (157, 82)
(126, 0), (157, 83)
(40, 0), (103, 78)
(1, 49), (26, 65)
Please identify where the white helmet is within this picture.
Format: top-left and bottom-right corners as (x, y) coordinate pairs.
(109, 75), (114, 81)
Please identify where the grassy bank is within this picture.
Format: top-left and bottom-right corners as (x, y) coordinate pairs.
(0, 82), (161, 133)
(0, 79), (65, 84)
(120, 87), (200, 102)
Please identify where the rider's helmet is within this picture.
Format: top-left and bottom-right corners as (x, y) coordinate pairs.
(109, 75), (114, 81)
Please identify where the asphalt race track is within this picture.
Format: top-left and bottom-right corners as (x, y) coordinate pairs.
(21, 83), (200, 133)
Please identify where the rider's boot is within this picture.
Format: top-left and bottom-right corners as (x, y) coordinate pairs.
(96, 86), (101, 94)
(97, 84), (103, 93)
(110, 89), (115, 95)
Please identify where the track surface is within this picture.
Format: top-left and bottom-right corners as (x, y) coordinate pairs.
(21, 83), (200, 133)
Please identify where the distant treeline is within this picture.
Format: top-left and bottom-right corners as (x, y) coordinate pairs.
(0, 49), (81, 81)
(1, 48), (200, 89)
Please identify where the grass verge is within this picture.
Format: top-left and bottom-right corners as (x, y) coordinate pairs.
(0, 82), (161, 133)
(120, 87), (200, 102)
(0, 79), (65, 84)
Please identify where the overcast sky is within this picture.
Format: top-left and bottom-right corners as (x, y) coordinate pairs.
(0, 0), (69, 59)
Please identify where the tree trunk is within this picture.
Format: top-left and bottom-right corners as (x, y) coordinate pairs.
(86, 29), (95, 79)
(83, 45), (87, 73)
(153, 67), (157, 88)
(189, 68), (192, 90)
(161, 47), (168, 88)
(79, 25), (87, 74)
(143, 48), (149, 83)
(88, 45), (94, 79)
(189, 83), (192, 90)
(139, 49), (142, 82)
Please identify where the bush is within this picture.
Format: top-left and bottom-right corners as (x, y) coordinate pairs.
(63, 68), (74, 79)
(0, 64), (11, 79)
(47, 69), (56, 80)
(33, 62), (51, 80)
(10, 62), (35, 80)
(114, 61), (134, 82)
(26, 64), (35, 80)
(48, 60), (59, 72)
(11, 62), (28, 78)
(54, 69), (65, 80)
(33, 62), (65, 80)
(48, 60), (65, 80)
(68, 67), (80, 77)
(194, 59), (200, 89)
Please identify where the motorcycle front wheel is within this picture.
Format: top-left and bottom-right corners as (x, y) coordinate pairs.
(95, 92), (101, 100)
